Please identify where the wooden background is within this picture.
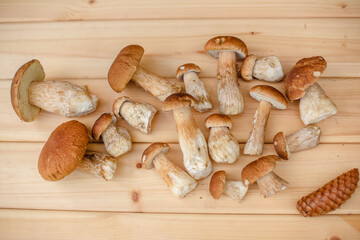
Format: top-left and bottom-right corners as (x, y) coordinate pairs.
(0, 0), (359, 239)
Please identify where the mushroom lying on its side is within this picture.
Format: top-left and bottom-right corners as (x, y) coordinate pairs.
(241, 55), (284, 82)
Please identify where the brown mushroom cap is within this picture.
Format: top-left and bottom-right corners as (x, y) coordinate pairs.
(112, 96), (132, 118)
(141, 142), (170, 169)
(285, 56), (327, 101)
(209, 170), (227, 199)
(176, 63), (201, 81)
(204, 36), (248, 60)
(241, 54), (257, 81)
(11, 59), (45, 122)
(38, 120), (89, 181)
(249, 85), (288, 110)
(163, 93), (198, 112)
(273, 132), (289, 160)
(241, 155), (280, 184)
(92, 113), (115, 140)
(205, 114), (232, 129)
(107, 45), (144, 93)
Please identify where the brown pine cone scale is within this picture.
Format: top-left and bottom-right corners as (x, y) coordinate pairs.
(297, 168), (359, 217)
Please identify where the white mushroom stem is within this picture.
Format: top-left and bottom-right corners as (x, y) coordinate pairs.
(183, 71), (212, 112)
(223, 180), (249, 202)
(286, 125), (320, 153)
(256, 172), (289, 198)
(101, 123), (132, 157)
(77, 151), (117, 181)
(153, 152), (197, 198)
(208, 127), (239, 163)
(217, 51), (244, 115)
(244, 100), (272, 155)
(173, 107), (212, 180)
(132, 66), (182, 102)
(29, 80), (98, 117)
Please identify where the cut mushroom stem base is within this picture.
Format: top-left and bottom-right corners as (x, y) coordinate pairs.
(287, 125), (320, 153)
(208, 127), (239, 163)
(223, 180), (249, 202)
(101, 123), (132, 157)
(183, 71), (212, 112)
(256, 172), (289, 198)
(120, 101), (157, 133)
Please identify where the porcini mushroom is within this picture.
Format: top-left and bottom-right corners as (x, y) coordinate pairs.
(205, 114), (239, 164)
(241, 55), (284, 82)
(163, 93), (212, 180)
(244, 85), (287, 155)
(108, 45), (182, 102)
(242, 155), (288, 198)
(38, 120), (117, 181)
(92, 113), (132, 157)
(273, 124), (321, 160)
(209, 170), (248, 202)
(141, 142), (197, 198)
(176, 63), (212, 112)
(113, 96), (157, 134)
(11, 59), (98, 122)
(204, 36), (248, 115)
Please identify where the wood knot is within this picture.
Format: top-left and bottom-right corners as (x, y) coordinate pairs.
(329, 236), (341, 240)
(89, 0), (95, 4)
(131, 191), (140, 203)
(136, 163), (142, 169)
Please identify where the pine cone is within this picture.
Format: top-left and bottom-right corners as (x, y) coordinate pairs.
(297, 168), (359, 217)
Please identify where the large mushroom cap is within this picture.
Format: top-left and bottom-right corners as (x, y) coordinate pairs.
(11, 59), (45, 122)
(249, 85), (288, 110)
(141, 142), (170, 169)
(241, 155), (280, 184)
(273, 132), (290, 160)
(205, 114), (232, 129)
(112, 96), (132, 118)
(204, 36), (248, 60)
(241, 54), (257, 81)
(163, 93), (198, 112)
(176, 63), (201, 81)
(108, 45), (144, 93)
(38, 120), (89, 181)
(285, 56), (327, 101)
(92, 113), (116, 140)
(209, 170), (226, 199)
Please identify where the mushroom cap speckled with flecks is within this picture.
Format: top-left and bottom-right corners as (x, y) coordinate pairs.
(204, 36), (248, 60)
(273, 132), (290, 160)
(249, 85), (288, 110)
(176, 63), (201, 81)
(141, 142), (170, 169)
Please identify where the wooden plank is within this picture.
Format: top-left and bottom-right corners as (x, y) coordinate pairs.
(1, 78), (359, 143)
(0, 0), (359, 22)
(0, 19), (359, 79)
(0, 142), (359, 214)
(0, 209), (359, 240)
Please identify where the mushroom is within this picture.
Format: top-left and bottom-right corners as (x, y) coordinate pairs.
(204, 36), (248, 115)
(38, 120), (117, 181)
(273, 124), (321, 160)
(205, 114), (239, 164)
(241, 155), (288, 198)
(141, 142), (197, 198)
(113, 96), (157, 134)
(108, 45), (182, 102)
(241, 55), (284, 82)
(176, 63), (212, 112)
(92, 113), (132, 157)
(209, 170), (248, 202)
(285, 56), (337, 125)
(11, 59), (98, 122)
(243, 85), (288, 155)
(163, 93), (212, 180)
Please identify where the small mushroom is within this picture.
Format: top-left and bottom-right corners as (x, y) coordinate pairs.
(205, 114), (239, 164)
(92, 113), (132, 157)
(204, 36), (248, 115)
(176, 63), (212, 112)
(113, 96), (157, 134)
(11, 59), (98, 122)
(38, 120), (117, 181)
(108, 45), (182, 102)
(209, 170), (248, 202)
(241, 155), (288, 198)
(141, 142), (197, 198)
(241, 55), (284, 82)
(163, 93), (212, 180)
(273, 125), (321, 160)
(244, 85), (287, 155)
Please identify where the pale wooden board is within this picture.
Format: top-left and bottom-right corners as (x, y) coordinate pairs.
(1, 19), (360, 79)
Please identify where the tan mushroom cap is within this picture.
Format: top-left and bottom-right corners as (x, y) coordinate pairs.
(205, 114), (232, 129)
(209, 170), (226, 199)
(38, 120), (89, 181)
(204, 36), (248, 60)
(108, 45), (144, 93)
(141, 142), (170, 169)
(176, 63), (201, 81)
(92, 113), (115, 140)
(241, 54), (257, 81)
(249, 85), (288, 110)
(163, 93), (198, 112)
(273, 132), (289, 160)
(241, 155), (280, 184)
(112, 96), (132, 118)
(11, 59), (45, 122)
(285, 56), (327, 101)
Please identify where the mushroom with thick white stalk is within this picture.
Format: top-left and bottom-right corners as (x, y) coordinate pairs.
(11, 59), (98, 122)
(92, 113), (132, 157)
(163, 93), (212, 180)
(241, 55), (284, 82)
(141, 142), (197, 198)
(204, 36), (248, 115)
(244, 85), (288, 155)
(285, 56), (337, 125)
(241, 155), (288, 198)
(273, 125), (321, 160)
(209, 170), (248, 202)
(113, 96), (157, 134)
(176, 63), (212, 112)
(38, 120), (117, 181)
(205, 114), (239, 164)
(108, 45), (182, 102)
